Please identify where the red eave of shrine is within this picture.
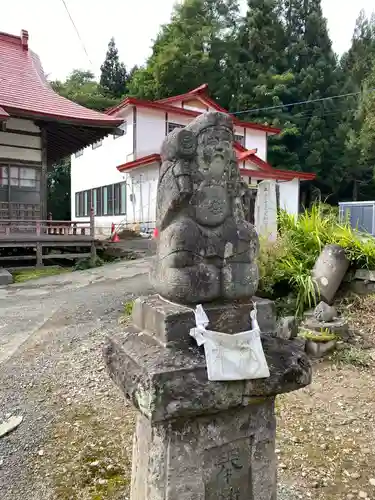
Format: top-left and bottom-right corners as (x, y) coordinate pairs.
(0, 30), (122, 127)
(107, 84), (281, 135)
(240, 164), (316, 181)
(157, 83), (209, 105)
(117, 154), (161, 172)
(156, 84), (281, 135)
(117, 147), (254, 173)
(117, 148), (316, 182)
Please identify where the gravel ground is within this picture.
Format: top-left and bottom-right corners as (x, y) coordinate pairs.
(0, 261), (152, 500)
(1, 264), (375, 499)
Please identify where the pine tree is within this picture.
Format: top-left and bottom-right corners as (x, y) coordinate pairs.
(100, 37), (127, 98)
(128, 0), (240, 109)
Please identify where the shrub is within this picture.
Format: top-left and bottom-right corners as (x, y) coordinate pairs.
(258, 202), (375, 316)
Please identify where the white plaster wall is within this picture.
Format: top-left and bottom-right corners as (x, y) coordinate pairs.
(183, 104), (209, 112)
(278, 178), (300, 216)
(6, 117), (40, 133)
(136, 109), (166, 158)
(167, 111), (191, 128)
(72, 165), (159, 238)
(0, 145), (41, 163)
(244, 129), (267, 161)
(0, 118), (42, 163)
(126, 163), (159, 230)
(0, 131), (41, 149)
(70, 108), (133, 223)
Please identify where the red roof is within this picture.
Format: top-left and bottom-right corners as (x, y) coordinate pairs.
(0, 30), (122, 127)
(240, 167), (316, 181)
(157, 83), (209, 105)
(117, 149), (316, 182)
(118, 154), (161, 172)
(156, 85), (282, 134)
(107, 84), (281, 135)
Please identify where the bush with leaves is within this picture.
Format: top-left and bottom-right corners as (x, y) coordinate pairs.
(258, 203), (375, 316)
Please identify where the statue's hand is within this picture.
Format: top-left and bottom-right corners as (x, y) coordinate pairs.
(237, 220), (256, 242)
(173, 160), (193, 198)
(176, 175), (193, 199)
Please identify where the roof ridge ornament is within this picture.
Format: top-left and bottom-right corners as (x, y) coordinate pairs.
(21, 30), (29, 50)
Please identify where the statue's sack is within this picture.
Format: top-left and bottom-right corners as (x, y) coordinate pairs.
(190, 305), (270, 382)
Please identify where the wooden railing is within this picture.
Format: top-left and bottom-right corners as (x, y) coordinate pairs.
(0, 209), (95, 239)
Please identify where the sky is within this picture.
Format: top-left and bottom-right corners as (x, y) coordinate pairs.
(1, 0), (374, 81)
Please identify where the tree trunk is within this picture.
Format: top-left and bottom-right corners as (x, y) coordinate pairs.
(352, 179), (358, 201)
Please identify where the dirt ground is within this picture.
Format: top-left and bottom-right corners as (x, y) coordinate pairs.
(2, 276), (375, 499)
(277, 360), (375, 499)
(277, 294), (375, 500)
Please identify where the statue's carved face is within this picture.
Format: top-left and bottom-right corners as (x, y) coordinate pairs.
(196, 127), (234, 181)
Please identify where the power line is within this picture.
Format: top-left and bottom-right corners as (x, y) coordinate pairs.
(60, 0), (93, 67)
(231, 88), (375, 115)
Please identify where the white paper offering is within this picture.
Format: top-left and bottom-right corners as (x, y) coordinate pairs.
(190, 304), (270, 382)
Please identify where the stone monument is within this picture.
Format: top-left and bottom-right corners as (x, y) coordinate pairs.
(105, 111), (311, 500)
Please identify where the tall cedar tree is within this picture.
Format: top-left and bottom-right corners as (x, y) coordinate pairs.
(233, 0), (300, 171)
(128, 0), (240, 109)
(100, 38), (127, 98)
(340, 12), (375, 200)
(282, 0), (345, 200)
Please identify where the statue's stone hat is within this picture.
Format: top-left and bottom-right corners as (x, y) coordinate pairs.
(186, 111), (234, 136)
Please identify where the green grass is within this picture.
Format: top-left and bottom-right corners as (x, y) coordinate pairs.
(118, 300), (134, 325)
(123, 301), (134, 317)
(331, 346), (372, 368)
(44, 406), (132, 499)
(12, 266), (72, 283)
(258, 202), (375, 316)
(299, 328), (337, 342)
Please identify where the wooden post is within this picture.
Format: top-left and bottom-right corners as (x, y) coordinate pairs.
(47, 212), (52, 235)
(7, 166), (11, 219)
(40, 129), (48, 220)
(90, 206), (96, 263)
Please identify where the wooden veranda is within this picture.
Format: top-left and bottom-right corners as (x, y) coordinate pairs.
(0, 28), (122, 268)
(0, 209), (96, 266)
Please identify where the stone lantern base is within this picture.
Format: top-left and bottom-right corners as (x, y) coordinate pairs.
(104, 295), (311, 500)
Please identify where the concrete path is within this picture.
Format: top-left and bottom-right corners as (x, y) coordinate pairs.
(0, 259), (151, 365)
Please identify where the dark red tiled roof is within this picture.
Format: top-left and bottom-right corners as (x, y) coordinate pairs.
(0, 30), (122, 127)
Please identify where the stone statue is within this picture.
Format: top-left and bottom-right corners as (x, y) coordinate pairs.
(152, 111), (259, 304)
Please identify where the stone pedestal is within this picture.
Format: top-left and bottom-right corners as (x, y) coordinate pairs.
(104, 295), (311, 500)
